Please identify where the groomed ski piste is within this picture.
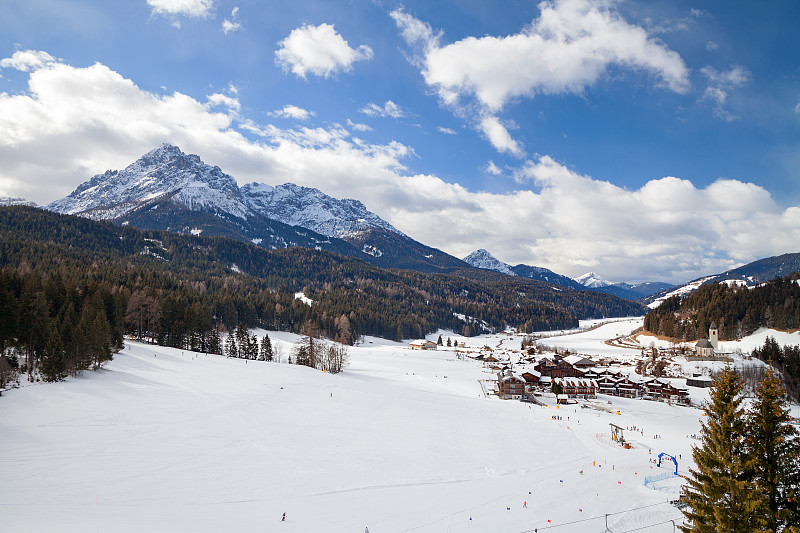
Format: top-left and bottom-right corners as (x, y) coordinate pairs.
(2, 318), (799, 532)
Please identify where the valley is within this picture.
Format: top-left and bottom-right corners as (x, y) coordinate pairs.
(3, 319), (797, 532)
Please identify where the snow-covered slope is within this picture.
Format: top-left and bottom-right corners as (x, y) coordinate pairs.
(48, 144), (250, 220)
(462, 249), (516, 276)
(241, 182), (402, 239)
(1, 328), (710, 532)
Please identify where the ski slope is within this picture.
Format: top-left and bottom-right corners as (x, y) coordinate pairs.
(1, 323), (782, 532)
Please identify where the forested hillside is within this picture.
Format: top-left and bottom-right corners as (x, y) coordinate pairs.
(0, 206), (645, 382)
(643, 274), (800, 341)
(644, 274), (800, 399)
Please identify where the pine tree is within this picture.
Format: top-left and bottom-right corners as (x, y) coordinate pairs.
(225, 330), (237, 358)
(235, 323), (248, 358)
(681, 367), (765, 532)
(437, 334), (443, 346)
(40, 323), (66, 382)
(260, 334), (273, 362)
(746, 369), (800, 531)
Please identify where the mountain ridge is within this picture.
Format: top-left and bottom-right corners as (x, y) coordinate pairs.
(46, 144), (468, 273)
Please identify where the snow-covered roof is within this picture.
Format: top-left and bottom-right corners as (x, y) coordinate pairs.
(563, 354), (594, 366)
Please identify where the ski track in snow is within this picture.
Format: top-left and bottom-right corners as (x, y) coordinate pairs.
(2, 321), (797, 531)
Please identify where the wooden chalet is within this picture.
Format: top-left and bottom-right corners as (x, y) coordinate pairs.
(615, 375), (641, 398)
(409, 339), (437, 350)
(534, 356), (583, 379)
(553, 377), (598, 399)
(563, 354), (595, 369)
(596, 374), (619, 396)
(497, 371), (526, 400)
(686, 374), (713, 388)
(660, 382), (690, 404)
(521, 371), (541, 386)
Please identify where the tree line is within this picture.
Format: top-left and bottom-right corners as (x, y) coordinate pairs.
(0, 206), (645, 344)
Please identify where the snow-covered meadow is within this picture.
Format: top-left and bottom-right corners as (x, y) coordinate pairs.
(2, 321), (798, 532)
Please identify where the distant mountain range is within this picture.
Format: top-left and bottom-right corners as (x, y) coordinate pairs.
(462, 249), (673, 300)
(47, 144), (468, 274)
(22, 144), (799, 302)
(645, 252), (800, 308)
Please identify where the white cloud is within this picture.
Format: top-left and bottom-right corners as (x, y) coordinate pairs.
(479, 116), (522, 157)
(147, 0), (214, 18)
(206, 92), (240, 112)
(0, 50), (58, 72)
(485, 161), (502, 175)
(275, 23), (373, 78)
(392, 0), (690, 155)
(269, 105), (315, 120)
(360, 100), (405, 118)
(701, 65), (751, 121)
(346, 119), (372, 132)
(706, 40), (719, 52)
(437, 126), (457, 135)
(222, 6), (241, 34)
(1, 51), (797, 284)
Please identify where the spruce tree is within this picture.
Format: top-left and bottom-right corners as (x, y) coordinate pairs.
(41, 324), (66, 382)
(746, 369), (800, 531)
(680, 367), (765, 532)
(225, 330), (237, 358)
(260, 334), (273, 362)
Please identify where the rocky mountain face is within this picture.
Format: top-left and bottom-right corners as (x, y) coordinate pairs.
(46, 144), (467, 273)
(463, 249), (516, 276)
(241, 182), (401, 239)
(48, 144), (250, 220)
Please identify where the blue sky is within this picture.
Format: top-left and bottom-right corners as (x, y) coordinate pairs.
(1, 0), (799, 284)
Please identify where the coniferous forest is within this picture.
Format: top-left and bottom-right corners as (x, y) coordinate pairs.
(0, 206), (645, 384)
(643, 273), (800, 342)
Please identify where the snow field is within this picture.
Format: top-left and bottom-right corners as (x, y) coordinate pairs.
(0, 324), (750, 532)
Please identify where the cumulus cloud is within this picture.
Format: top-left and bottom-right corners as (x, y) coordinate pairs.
(346, 119), (372, 132)
(269, 105), (315, 120)
(485, 161), (503, 175)
(1, 51), (797, 284)
(392, 0), (690, 155)
(359, 100), (405, 118)
(701, 65), (750, 121)
(147, 0), (214, 18)
(437, 126), (457, 135)
(0, 50), (58, 71)
(206, 92), (240, 112)
(275, 23), (373, 78)
(479, 116), (523, 157)
(222, 6), (241, 34)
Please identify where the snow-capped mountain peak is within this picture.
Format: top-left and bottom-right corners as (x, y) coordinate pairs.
(240, 182), (402, 240)
(47, 144), (250, 220)
(574, 272), (615, 288)
(462, 249), (516, 276)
